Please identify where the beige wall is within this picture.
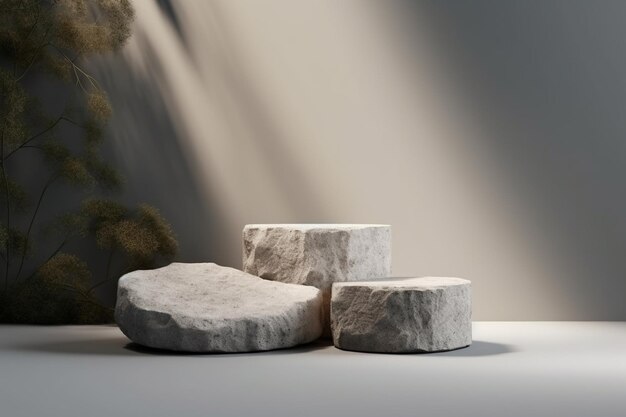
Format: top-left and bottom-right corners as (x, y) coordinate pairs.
(93, 1), (626, 320)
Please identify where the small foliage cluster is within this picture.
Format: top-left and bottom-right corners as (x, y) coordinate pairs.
(0, 0), (178, 323)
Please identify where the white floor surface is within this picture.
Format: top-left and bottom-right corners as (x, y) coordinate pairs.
(1, 322), (625, 417)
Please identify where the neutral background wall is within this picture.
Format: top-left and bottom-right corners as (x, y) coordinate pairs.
(91, 0), (626, 320)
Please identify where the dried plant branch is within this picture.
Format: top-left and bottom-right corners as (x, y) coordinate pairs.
(0, 0), (177, 324)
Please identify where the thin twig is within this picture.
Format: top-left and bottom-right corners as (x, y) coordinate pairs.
(3, 116), (80, 161)
(18, 145), (43, 151)
(14, 174), (59, 281)
(24, 234), (70, 282)
(50, 44), (102, 91)
(15, 41), (50, 82)
(88, 248), (116, 293)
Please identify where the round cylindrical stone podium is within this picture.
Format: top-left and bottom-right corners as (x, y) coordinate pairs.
(331, 277), (471, 353)
(243, 224), (391, 335)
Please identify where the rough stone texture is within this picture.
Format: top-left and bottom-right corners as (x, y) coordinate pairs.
(242, 224), (391, 333)
(331, 277), (471, 353)
(115, 263), (323, 352)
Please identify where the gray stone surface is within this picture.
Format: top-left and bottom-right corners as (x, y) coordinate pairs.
(242, 224), (392, 333)
(115, 262), (323, 352)
(331, 277), (471, 353)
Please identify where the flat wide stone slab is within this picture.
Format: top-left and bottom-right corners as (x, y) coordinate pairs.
(242, 224), (391, 333)
(115, 263), (323, 352)
(331, 277), (471, 353)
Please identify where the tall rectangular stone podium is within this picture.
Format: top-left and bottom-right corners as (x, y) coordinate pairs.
(242, 224), (391, 334)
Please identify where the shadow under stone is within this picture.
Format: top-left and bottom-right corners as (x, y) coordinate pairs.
(332, 340), (515, 357)
(124, 338), (333, 357)
(432, 340), (515, 357)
